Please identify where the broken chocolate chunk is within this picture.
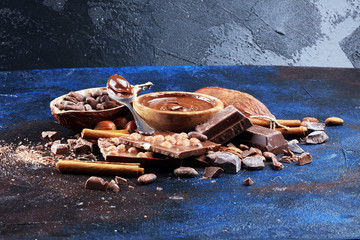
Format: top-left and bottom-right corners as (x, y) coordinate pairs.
(211, 152), (241, 174)
(203, 167), (224, 178)
(240, 147), (257, 158)
(242, 156), (265, 170)
(51, 141), (69, 155)
(304, 131), (329, 144)
(288, 141), (305, 154)
(195, 105), (252, 144)
(305, 122), (325, 132)
(85, 176), (109, 191)
(244, 177), (254, 186)
(235, 125), (288, 155)
(297, 152), (312, 165)
(74, 138), (94, 153)
(67, 139), (78, 149)
(42, 131), (58, 141)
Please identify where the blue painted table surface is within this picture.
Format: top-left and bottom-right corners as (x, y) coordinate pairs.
(0, 66), (359, 239)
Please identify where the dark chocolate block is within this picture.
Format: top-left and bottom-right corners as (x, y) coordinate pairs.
(235, 125), (288, 155)
(117, 132), (220, 159)
(195, 105), (252, 144)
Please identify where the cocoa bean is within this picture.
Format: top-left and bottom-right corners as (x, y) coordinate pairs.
(174, 167), (198, 178)
(137, 173), (157, 184)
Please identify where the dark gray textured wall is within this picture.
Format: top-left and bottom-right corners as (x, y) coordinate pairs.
(1, 0), (360, 70)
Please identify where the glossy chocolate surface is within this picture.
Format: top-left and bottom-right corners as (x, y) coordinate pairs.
(107, 74), (133, 97)
(139, 93), (215, 112)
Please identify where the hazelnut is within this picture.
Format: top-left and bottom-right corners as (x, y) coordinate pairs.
(160, 141), (173, 148)
(128, 147), (139, 154)
(113, 117), (128, 129)
(94, 120), (117, 130)
(117, 144), (126, 152)
(124, 120), (137, 133)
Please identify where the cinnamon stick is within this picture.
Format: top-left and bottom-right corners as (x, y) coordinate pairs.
(81, 129), (129, 140)
(56, 160), (144, 176)
(275, 126), (307, 139)
(250, 119), (301, 128)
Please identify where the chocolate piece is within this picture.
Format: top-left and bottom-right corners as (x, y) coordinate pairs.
(288, 141), (304, 154)
(98, 137), (181, 167)
(235, 125), (288, 155)
(174, 167), (198, 178)
(51, 141), (69, 155)
(85, 176), (108, 191)
(271, 157), (284, 170)
(117, 132), (220, 159)
(304, 131), (329, 144)
(305, 122), (325, 132)
(203, 167), (224, 178)
(240, 147), (257, 158)
(137, 173), (157, 185)
(211, 152), (241, 174)
(67, 139), (78, 149)
(279, 155), (292, 163)
(297, 152), (312, 165)
(115, 176), (128, 185)
(242, 156), (265, 170)
(42, 131), (58, 141)
(244, 177), (254, 186)
(195, 105), (252, 144)
(108, 180), (120, 193)
(187, 131), (208, 142)
(74, 138), (94, 153)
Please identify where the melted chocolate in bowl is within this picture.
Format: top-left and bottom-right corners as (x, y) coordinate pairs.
(139, 93), (215, 112)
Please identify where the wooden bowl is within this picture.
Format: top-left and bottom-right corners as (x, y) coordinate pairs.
(50, 87), (126, 131)
(133, 91), (224, 132)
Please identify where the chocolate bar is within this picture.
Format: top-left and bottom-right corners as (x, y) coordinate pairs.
(195, 105), (252, 144)
(98, 137), (181, 167)
(235, 125), (288, 155)
(116, 132), (220, 159)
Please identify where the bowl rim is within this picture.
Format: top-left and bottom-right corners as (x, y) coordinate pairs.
(50, 87), (124, 114)
(133, 91), (224, 115)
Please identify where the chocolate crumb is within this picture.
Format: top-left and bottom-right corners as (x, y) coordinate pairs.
(244, 177), (254, 186)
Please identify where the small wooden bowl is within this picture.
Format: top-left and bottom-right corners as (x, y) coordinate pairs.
(50, 87), (126, 131)
(133, 91), (224, 132)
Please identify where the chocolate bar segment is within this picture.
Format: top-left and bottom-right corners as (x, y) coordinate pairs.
(235, 125), (288, 155)
(195, 105), (252, 144)
(98, 137), (181, 167)
(117, 132), (220, 159)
